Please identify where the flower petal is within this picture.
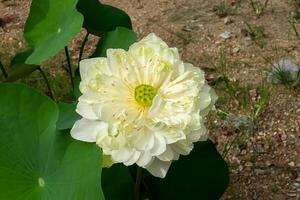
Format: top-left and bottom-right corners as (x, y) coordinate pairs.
(111, 148), (134, 163)
(71, 118), (108, 142)
(136, 152), (154, 167)
(124, 151), (141, 166)
(76, 101), (98, 120)
(199, 85), (218, 116)
(79, 57), (110, 81)
(145, 158), (172, 178)
(148, 93), (166, 118)
(130, 129), (155, 151)
(157, 146), (176, 161)
(150, 134), (167, 156)
(171, 140), (193, 155)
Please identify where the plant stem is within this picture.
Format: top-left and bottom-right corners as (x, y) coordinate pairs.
(78, 31), (90, 66)
(134, 167), (143, 200)
(249, 0), (256, 13)
(38, 67), (54, 100)
(222, 132), (240, 159)
(262, 0), (269, 11)
(0, 60), (8, 78)
(290, 21), (300, 40)
(64, 46), (74, 90)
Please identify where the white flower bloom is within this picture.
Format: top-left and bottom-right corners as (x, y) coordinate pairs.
(71, 33), (217, 178)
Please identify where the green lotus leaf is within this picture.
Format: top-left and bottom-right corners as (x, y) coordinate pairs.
(102, 164), (135, 200)
(145, 140), (229, 200)
(77, 0), (132, 36)
(0, 83), (104, 200)
(24, 0), (83, 64)
(92, 27), (137, 57)
(57, 101), (80, 130)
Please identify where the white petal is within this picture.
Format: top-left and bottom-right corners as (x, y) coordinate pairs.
(139, 33), (168, 47)
(76, 101), (98, 120)
(199, 85), (218, 116)
(98, 104), (114, 123)
(130, 130), (155, 151)
(124, 151), (141, 166)
(79, 57), (110, 80)
(184, 63), (205, 84)
(150, 134), (166, 156)
(148, 94), (166, 118)
(111, 148), (134, 163)
(136, 152), (154, 167)
(157, 146), (175, 161)
(171, 140), (193, 155)
(78, 89), (102, 104)
(106, 49), (133, 78)
(71, 118), (108, 142)
(145, 158), (172, 178)
(79, 58), (96, 80)
(187, 121), (208, 142)
(160, 128), (186, 144)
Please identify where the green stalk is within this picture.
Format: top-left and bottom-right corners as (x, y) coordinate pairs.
(78, 32), (90, 66)
(263, 0), (269, 10)
(0, 60), (8, 78)
(290, 21), (300, 40)
(64, 46), (74, 90)
(134, 167), (143, 200)
(222, 132), (240, 159)
(38, 67), (54, 100)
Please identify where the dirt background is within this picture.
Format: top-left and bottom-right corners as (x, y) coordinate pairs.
(1, 0), (300, 199)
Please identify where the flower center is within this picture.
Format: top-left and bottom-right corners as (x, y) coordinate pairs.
(134, 84), (157, 107)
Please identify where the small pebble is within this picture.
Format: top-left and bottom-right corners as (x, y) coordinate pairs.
(233, 46), (240, 53)
(219, 31), (234, 39)
(266, 160), (273, 167)
(293, 182), (300, 187)
(224, 17), (233, 25)
(287, 193), (296, 197)
(255, 169), (269, 175)
(288, 161), (295, 167)
(245, 162), (253, 167)
(182, 25), (192, 32)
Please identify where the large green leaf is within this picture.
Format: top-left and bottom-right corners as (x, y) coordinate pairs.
(57, 102), (80, 130)
(5, 64), (40, 82)
(4, 50), (39, 82)
(76, 0), (132, 36)
(92, 27), (137, 57)
(10, 48), (34, 66)
(0, 84), (104, 200)
(145, 140), (229, 200)
(102, 164), (135, 200)
(24, 0), (83, 64)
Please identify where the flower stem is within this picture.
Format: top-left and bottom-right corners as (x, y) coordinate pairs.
(64, 46), (74, 90)
(134, 167), (143, 200)
(78, 31), (90, 66)
(0, 60), (8, 78)
(38, 67), (54, 100)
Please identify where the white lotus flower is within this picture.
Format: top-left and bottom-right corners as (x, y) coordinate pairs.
(71, 33), (217, 178)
